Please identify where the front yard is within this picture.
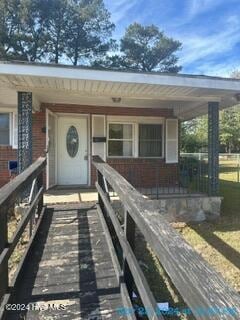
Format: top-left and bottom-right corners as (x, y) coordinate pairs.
(180, 179), (240, 292)
(135, 178), (240, 318)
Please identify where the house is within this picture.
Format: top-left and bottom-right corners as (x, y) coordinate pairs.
(0, 61), (240, 196)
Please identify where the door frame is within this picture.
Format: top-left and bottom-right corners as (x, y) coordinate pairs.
(46, 108), (58, 190)
(46, 112), (91, 188)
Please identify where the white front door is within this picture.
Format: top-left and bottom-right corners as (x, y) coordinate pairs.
(57, 116), (88, 185)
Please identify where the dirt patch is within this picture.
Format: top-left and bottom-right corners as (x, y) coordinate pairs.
(8, 206), (29, 283)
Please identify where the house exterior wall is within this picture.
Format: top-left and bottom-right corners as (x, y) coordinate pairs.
(0, 146), (17, 187)
(0, 104), (179, 188)
(0, 111), (46, 187)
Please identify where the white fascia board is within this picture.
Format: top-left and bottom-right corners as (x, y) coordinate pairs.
(1, 63), (240, 91)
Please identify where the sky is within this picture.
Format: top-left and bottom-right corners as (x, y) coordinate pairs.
(104, 0), (240, 77)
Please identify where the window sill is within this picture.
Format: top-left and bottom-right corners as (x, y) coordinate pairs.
(107, 156), (164, 160)
(0, 145), (17, 149)
(0, 144), (11, 147)
(107, 156), (134, 159)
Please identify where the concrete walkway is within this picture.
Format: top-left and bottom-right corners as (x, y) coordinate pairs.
(44, 188), (98, 204)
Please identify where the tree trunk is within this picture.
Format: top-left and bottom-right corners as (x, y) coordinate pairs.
(55, 43), (59, 64)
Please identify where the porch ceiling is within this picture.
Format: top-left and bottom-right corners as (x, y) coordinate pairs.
(1, 61), (240, 120)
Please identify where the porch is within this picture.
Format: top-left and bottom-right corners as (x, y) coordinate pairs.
(1, 62), (240, 199)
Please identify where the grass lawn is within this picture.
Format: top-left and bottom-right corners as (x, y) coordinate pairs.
(180, 179), (240, 292)
(219, 160), (240, 183)
(180, 165), (240, 292)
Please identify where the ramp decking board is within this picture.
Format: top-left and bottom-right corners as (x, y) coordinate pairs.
(6, 203), (125, 320)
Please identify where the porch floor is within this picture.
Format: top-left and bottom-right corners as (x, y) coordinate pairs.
(44, 187), (205, 204)
(44, 188), (98, 204)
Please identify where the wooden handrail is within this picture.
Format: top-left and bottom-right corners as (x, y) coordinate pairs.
(93, 156), (240, 319)
(0, 157), (47, 311)
(0, 157), (46, 210)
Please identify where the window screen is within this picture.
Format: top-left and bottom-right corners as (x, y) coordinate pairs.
(0, 113), (10, 145)
(139, 124), (162, 157)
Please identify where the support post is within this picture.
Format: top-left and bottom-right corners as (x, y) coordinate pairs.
(18, 92), (33, 173)
(37, 171), (44, 218)
(208, 102), (219, 196)
(97, 171), (105, 212)
(0, 208), (8, 300)
(123, 209), (135, 299)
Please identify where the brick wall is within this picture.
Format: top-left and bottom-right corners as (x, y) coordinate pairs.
(91, 158), (178, 188)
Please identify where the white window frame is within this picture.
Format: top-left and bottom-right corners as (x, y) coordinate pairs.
(0, 109), (18, 149)
(107, 116), (165, 159)
(107, 122), (135, 158)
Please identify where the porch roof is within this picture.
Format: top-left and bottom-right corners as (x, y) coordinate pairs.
(1, 61), (240, 120)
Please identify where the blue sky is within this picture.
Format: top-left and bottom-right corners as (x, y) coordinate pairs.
(104, 0), (240, 77)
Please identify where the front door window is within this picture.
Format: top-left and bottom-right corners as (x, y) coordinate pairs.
(66, 125), (79, 157)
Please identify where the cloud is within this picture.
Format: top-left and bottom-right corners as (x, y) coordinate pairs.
(178, 15), (240, 74)
(104, 0), (139, 24)
(104, 0), (240, 76)
(186, 0), (224, 18)
(185, 60), (239, 77)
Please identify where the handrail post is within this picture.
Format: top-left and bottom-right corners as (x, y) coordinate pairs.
(0, 207), (9, 300)
(123, 208), (135, 300)
(28, 178), (37, 237)
(36, 171), (44, 219)
(97, 171), (105, 212)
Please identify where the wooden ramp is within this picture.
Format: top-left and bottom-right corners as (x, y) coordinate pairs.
(6, 203), (125, 320)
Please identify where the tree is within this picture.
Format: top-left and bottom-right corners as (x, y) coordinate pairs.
(0, 0), (50, 61)
(17, 0), (50, 61)
(43, 0), (70, 64)
(220, 107), (240, 153)
(231, 70), (240, 79)
(94, 23), (182, 72)
(217, 70), (240, 153)
(0, 0), (26, 60)
(180, 116), (208, 153)
(65, 0), (114, 66)
(0, 0), (114, 64)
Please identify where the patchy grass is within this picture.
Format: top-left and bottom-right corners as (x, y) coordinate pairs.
(134, 232), (194, 319)
(8, 207), (29, 283)
(219, 159), (240, 183)
(178, 179), (240, 292)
